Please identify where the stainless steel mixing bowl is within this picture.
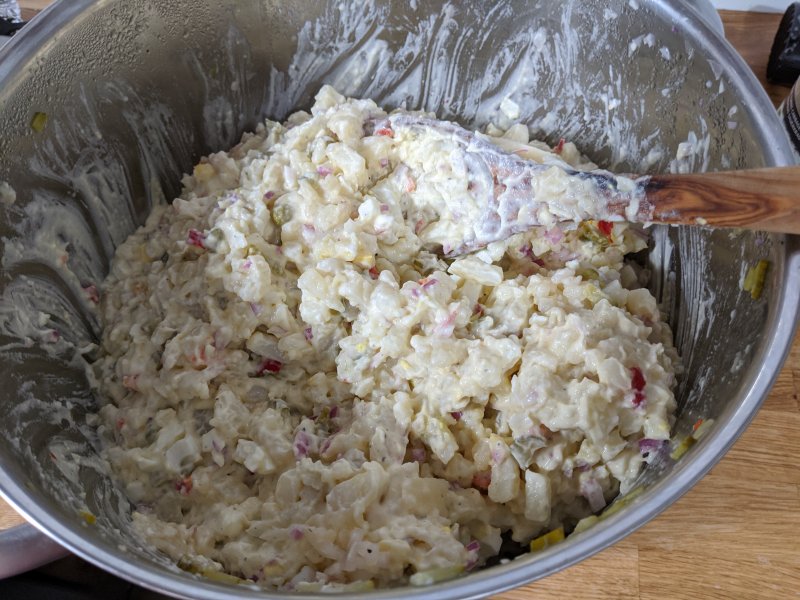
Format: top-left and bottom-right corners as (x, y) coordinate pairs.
(0, 0), (798, 598)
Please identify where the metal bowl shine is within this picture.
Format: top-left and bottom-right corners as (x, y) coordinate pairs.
(0, 0), (798, 598)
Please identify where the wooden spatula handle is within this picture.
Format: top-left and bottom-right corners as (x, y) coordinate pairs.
(644, 166), (800, 234)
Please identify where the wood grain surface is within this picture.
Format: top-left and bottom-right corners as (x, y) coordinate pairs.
(720, 10), (787, 107)
(18, 0), (49, 21)
(646, 166), (800, 233)
(3, 5), (800, 599)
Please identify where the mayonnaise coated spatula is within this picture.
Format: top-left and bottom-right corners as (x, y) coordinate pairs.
(368, 114), (800, 256)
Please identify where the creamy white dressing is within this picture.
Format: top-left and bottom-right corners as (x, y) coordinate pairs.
(0, 180), (15, 205)
(94, 87), (678, 590)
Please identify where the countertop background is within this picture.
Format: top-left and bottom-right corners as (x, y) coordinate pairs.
(712, 0), (788, 11)
(1, 4), (799, 600)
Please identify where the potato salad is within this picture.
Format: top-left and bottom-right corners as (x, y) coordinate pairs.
(94, 86), (678, 591)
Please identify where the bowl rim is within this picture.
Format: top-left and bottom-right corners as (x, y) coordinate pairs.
(1, 0), (799, 598)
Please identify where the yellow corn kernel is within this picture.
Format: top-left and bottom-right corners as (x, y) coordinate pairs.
(193, 163), (216, 183)
(399, 359), (411, 370)
(79, 510), (96, 525)
(297, 579), (376, 592)
(529, 526), (565, 552)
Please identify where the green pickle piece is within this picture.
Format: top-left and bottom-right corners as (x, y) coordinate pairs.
(336, 580), (376, 592)
(271, 204), (293, 227)
(669, 435), (696, 461)
(572, 514), (599, 534)
(409, 565), (464, 586)
(578, 221), (610, 249)
(584, 283), (607, 306)
(742, 259), (769, 300)
(201, 569), (243, 585)
(31, 112), (48, 132)
(204, 228), (224, 251)
(177, 557), (201, 574)
(576, 266), (600, 280)
(667, 417), (714, 462)
(296, 580), (375, 592)
(600, 485), (645, 520)
(691, 418), (715, 441)
(529, 525), (565, 552)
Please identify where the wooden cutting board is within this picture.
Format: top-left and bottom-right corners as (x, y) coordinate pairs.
(0, 501), (24, 530)
(3, 7), (799, 598)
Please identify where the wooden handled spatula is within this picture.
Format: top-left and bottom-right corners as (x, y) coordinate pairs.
(372, 115), (800, 256)
(639, 167), (800, 233)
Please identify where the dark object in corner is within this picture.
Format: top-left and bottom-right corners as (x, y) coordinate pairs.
(0, 17), (25, 36)
(768, 3), (800, 85)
